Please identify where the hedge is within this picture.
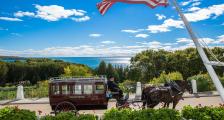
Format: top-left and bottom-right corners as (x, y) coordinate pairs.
(182, 105), (224, 120)
(0, 106), (36, 120)
(40, 112), (97, 120)
(104, 108), (181, 120)
(1, 105), (224, 120)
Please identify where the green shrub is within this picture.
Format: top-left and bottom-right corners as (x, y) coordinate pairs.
(77, 114), (97, 120)
(220, 77), (224, 86)
(104, 108), (132, 120)
(104, 108), (181, 120)
(0, 107), (36, 120)
(40, 112), (97, 120)
(150, 71), (183, 85)
(182, 105), (224, 120)
(153, 108), (181, 120)
(188, 74), (215, 92)
(119, 80), (136, 93)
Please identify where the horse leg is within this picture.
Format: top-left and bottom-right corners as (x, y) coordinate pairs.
(142, 101), (146, 109)
(163, 102), (167, 108)
(151, 102), (159, 108)
(172, 100), (179, 109)
(166, 102), (170, 108)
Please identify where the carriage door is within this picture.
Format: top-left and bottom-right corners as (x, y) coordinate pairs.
(83, 83), (94, 104)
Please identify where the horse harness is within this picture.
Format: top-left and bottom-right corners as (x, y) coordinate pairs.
(149, 86), (174, 98)
(149, 81), (183, 99)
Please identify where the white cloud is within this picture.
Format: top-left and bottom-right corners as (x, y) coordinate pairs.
(0, 38), (223, 57)
(89, 34), (102, 38)
(155, 14), (166, 20)
(177, 38), (192, 43)
(149, 41), (161, 46)
(191, 2), (201, 7)
(180, 0), (201, 6)
(187, 7), (201, 12)
(177, 37), (219, 45)
(71, 16), (90, 22)
(147, 4), (224, 33)
(215, 35), (224, 43)
(135, 34), (149, 38)
(121, 29), (143, 33)
(14, 5), (89, 22)
(185, 4), (224, 22)
(147, 18), (184, 33)
(199, 38), (215, 44)
(14, 11), (35, 17)
(35, 5), (85, 21)
(101, 41), (116, 44)
(181, 1), (191, 6)
(0, 17), (23, 21)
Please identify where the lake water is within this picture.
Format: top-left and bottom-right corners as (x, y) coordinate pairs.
(1, 57), (132, 68)
(51, 57), (131, 68)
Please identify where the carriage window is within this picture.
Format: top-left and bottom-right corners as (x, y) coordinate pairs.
(74, 85), (82, 94)
(95, 84), (104, 94)
(52, 84), (59, 95)
(84, 85), (93, 94)
(62, 85), (68, 95)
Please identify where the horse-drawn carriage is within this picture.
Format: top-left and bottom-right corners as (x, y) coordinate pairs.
(49, 76), (108, 113)
(49, 76), (193, 113)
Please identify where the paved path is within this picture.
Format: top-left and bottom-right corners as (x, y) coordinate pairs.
(0, 96), (222, 116)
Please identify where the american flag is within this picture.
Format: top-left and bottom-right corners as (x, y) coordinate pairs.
(97, 0), (168, 15)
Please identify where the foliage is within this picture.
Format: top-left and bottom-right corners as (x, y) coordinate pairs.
(63, 65), (92, 77)
(95, 61), (129, 83)
(25, 80), (49, 98)
(0, 62), (8, 85)
(1, 105), (224, 120)
(150, 71), (183, 85)
(0, 58), (93, 86)
(0, 80), (49, 100)
(219, 77), (224, 86)
(129, 47), (224, 82)
(104, 108), (181, 120)
(40, 112), (97, 120)
(119, 80), (136, 93)
(0, 107), (36, 120)
(182, 105), (224, 120)
(97, 61), (107, 75)
(188, 73), (215, 92)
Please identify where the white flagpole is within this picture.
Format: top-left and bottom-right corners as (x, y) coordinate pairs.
(171, 0), (224, 102)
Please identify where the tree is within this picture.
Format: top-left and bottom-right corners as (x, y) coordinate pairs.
(97, 61), (107, 75)
(0, 62), (8, 84)
(107, 63), (114, 78)
(63, 65), (92, 77)
(150, 71), (183, 85)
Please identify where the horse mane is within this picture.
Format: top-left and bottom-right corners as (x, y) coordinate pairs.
(172, 80), (185, 84)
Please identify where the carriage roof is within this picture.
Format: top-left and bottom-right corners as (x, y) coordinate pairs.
(49, 76), (107, 84)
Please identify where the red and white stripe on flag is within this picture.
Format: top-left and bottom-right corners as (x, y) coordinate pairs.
(97, 0), (168, 15)
(97, 0), (114, 15)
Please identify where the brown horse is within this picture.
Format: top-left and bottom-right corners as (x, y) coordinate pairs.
(142, 80), (193, 109)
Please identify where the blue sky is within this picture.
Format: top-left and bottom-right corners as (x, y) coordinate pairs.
(0, 0), (224, 57)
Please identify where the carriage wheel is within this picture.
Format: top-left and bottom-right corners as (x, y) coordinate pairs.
(55, 101), (77, 115)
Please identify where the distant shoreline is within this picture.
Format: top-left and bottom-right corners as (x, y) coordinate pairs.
(0, 56), (131, 68)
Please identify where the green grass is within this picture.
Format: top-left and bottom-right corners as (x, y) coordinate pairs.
(0, 81), (49, 100)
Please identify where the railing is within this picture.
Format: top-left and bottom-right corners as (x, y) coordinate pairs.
(49, 75), (107, 83)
